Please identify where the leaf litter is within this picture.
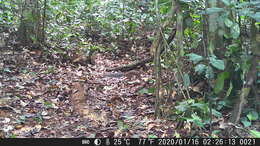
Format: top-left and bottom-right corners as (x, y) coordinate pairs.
(0, 47), (182, 138)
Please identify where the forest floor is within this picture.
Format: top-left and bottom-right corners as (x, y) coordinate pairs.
(0, 45), (191, 138)
(0, 42), (258, 138)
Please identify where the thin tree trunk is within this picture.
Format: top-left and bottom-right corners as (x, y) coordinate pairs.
(230, 21), (260, 123)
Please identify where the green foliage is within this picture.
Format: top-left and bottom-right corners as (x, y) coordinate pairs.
(44, 101), (54, 108)
(187, 53), (225, 80)
(173, 99), (220, 128)
(0, 0), (18, 27)
(195, 64), (207, 75)
(186, 53), (203, 64)
(16, 115), (26, 124)
(33, 113), (43, 123)
(209, 56), (225, 71)
(117, 120), (129, 131)
(241, 117), (251, 127)
(37, 0), (155, 57)
(82, 0), (154, 39)
(214, 72), (229, 94)
(249, 130), (260, 138)
(247, 111), (258, 121)
(1, 0), (259, 136)
(183, 73), (190, 88)
(186, 113), (204, 128)
(241, 109), (259, 127)
(138, 87), (155, 95)
(9, 133), (17, 138)
(44, 65), (55, 74)
(147, 134), (157, 138)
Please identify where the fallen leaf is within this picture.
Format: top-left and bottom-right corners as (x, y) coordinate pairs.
(15, 125), (24, 130)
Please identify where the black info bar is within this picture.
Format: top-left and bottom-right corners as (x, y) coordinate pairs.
(0, 138), (258, 146)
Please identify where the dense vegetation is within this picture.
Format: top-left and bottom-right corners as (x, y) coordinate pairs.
(0, 0), (259, 138)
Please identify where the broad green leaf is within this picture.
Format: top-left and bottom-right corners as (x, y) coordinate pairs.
(241, 118), (251, 127)
(183, 73), (190, 88)
(209, 57), (225, 70)
(214, 77), (224, 93)
(186, 53), (203, 64)
(214, 72), (230, 94)
(247, 111), (258, 121)
(224, 18), (233, 28)
(195, 64), (206, 74)
(249, 130), (260, 138)
(231, 23), (240, 39)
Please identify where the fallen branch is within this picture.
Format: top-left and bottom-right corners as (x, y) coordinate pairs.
(106, 57), (153, 72)
(106, 28), (176, 72)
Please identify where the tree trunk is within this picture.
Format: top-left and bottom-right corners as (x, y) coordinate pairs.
(17, 0), (44, 47)
(230, 21), (260, 123)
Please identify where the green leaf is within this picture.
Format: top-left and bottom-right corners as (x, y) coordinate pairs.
(247, 111), (258, 121)
(225, 82), (233, 97)
(224, 18), (233, 28)
(138, 88), (148, 94)
(192, 102), (208, 111)
(212, 109), (222, 118)
(138, 88), (154, 95)
(183, 73), (190, 88)
(195, 64), (206, 75)
(221, 0), (230, 6)
(217, 101), (226, 110)
(209, 57), (225, 70)
(175, 101), (189, 112)
(186, 53), (203, 64)
(214, 72), (229, 94)
(241, 118), (251, 127)
(148, 135), (158, 138)
(249, 130), (260, 138)
(3, 68), (11, 73)
(190, 113), (204, 128)
(231, 23), (240, 39)
(205, 66), (214, 79)
(117, 120), (129, 130)
(9, 134), (17, 138)
(212, 130), (221, 135)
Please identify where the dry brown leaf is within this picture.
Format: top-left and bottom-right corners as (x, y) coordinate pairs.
(15, 125), (24, 130)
